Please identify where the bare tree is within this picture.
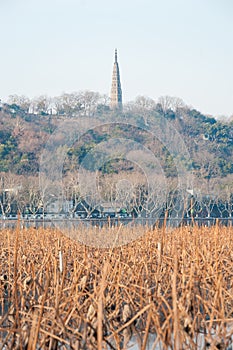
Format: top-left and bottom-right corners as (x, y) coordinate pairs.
(14, 176), (42, 218)
(79, 90), (101, 117)
(134, 95), (156, 125)
(157, 96), (185, 116)
(7, 94), (31, 112)
(195, 150), (220, 194)
(124, 96), (156, 125)
(217, 175), (233, 218)
(63, 171), (83, 218)
(0, 182), (13, 218)
(53, 92), (83, 116)
(32, 95), (51, 115)
(78, 170), (100, 217)
(0, 173), (22, 218)
(12, 115), (26, 137)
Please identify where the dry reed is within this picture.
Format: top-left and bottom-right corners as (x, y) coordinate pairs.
(0, 224), (233, 349)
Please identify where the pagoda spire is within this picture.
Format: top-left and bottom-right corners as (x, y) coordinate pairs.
(110, 48), (122, 110)
(115, 48), (118, 63)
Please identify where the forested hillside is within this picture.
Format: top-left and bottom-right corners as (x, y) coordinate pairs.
(0, 92), (233, 217)
(0, 93), (232, 179)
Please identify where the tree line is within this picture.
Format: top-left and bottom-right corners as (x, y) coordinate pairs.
(0, 171), (233, 220)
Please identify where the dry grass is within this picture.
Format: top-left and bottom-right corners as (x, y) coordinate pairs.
(0, 223), (233, 349)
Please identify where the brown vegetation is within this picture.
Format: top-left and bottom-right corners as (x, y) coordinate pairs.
(0, 224), (233, 349)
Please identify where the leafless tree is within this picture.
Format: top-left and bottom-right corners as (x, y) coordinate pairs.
(53, 92), (83, 116)
(7, 94), (31, 112)
(12, 115), (26, 137)
(134, 95), (156, 125)
(79, 90), (101, 117)
(63, 171), (83, 217)
(195, 151), (220, 194)
(216, 175), (233, 217)
(157, 96), (185, 115)
(32, 95), (51, 115)
(78, 170), (100, 217)
(14, 176), (41, 217)
(0, 173), (22, 218)
(124, 95), (156, 125)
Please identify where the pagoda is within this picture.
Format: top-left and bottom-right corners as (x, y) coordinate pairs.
(110, 49), (122, 110)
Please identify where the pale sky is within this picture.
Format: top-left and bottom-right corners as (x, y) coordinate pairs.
(1, 0), (233, 117)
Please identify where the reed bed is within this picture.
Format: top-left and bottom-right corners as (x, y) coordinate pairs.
(0, 224), (233, 349)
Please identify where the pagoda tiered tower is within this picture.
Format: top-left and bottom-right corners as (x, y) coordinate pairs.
(110, 49), (122, 110)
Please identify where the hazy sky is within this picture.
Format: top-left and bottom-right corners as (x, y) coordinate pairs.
(1, 0), (233, 117)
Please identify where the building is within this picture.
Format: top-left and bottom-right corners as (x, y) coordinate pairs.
(110, 49), (122, 110)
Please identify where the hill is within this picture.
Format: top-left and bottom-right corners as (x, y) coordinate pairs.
(0, 93), (232, 179)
